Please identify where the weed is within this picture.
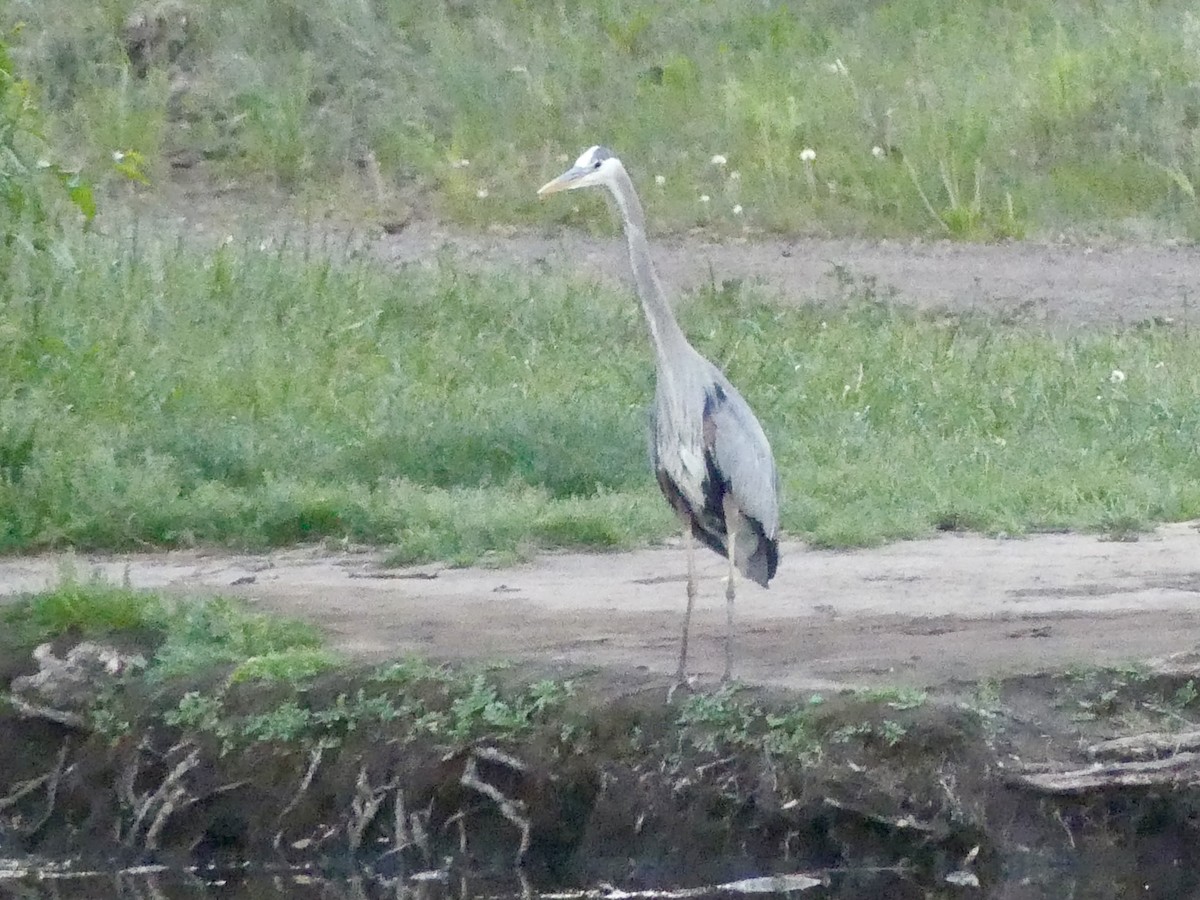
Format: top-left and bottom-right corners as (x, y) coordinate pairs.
(164, 691), (226, 734)
(3, 234), (1200, 560)
(228, 648), (337, 684)
(12, 1), (1200, 236)
(852, 686), (928, 711)
(1172, 680), (1199, 711)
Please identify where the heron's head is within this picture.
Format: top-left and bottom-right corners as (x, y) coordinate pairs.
(537, 145), (621, 196)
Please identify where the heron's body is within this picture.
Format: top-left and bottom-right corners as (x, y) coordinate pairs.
(539, 146), (780, 684)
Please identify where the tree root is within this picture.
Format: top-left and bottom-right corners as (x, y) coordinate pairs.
(0, 741), (70, 836)
(1087, 728), (1200, 762)
(348, 764), (396, 855)
(1012, 751), (1200, 795)
(7, 695), (87, 729)
(123, 743), (200, 850)
(458, 747), (532, 866)
(273, 741), (327, 852)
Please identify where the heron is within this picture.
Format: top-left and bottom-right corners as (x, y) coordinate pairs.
(538, 146), (780, 685)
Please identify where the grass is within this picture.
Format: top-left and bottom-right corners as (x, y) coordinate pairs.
(2, 227), (1200, 560)
(0, 578), (576, 748)
(0, 577), (327, 677)
(6, 0), (1200, 238)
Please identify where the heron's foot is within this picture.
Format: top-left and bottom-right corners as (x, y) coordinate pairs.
(666, 673), (697, 704)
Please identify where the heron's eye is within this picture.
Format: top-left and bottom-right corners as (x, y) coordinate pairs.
(593, 160), (602, 170)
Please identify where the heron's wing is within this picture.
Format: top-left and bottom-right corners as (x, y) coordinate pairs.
(705, 382), (780, 539)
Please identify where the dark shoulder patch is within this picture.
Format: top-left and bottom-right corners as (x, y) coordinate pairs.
(703, 383), (727, 418)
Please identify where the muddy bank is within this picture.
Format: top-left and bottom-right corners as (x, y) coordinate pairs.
(5, 638), (1200, 898)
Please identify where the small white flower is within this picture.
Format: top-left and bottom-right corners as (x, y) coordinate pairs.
(36, 158), (52, 169)
(729, 170), (741, 181)
(112, 150), (125, 163)
(476, 188), (489, 199)
(824, 62), (841, 74)
(800, 148), (816, 163)
(699, 194), (711, 203)
(451, 158), (471, 169)
(732, 204), (743, 215)
(872, 146), (886, 159)
(1109, 369), (1126, 384)
(654, 174), (666, 186)
(710, 154), (728, 167)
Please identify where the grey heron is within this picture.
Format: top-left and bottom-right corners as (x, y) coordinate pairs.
(538, 145), (780, 685)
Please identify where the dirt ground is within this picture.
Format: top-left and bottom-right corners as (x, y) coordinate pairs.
(12, 198), (1200, 693)
(115, 182), (1200, 327)
(2, 522), (1198, 692)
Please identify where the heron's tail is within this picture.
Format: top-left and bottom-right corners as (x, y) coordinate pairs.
(737, 517), (779, 587)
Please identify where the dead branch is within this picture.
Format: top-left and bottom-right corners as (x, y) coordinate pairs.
(460, 751), (531, 866)
(1088, 729), (1200, 761)
(1012, 751), (1200, 795)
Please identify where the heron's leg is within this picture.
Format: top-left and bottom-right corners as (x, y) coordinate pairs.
(676, 523), (697, 682)
(722, 501), (739, 683)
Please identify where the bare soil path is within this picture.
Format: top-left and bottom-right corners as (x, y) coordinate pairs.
(3, 523), (1198, 691)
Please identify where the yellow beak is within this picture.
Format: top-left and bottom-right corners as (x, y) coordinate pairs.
(537, 166), (587, 196)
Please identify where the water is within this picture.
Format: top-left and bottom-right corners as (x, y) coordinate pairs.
(1, 859), (1195, 900)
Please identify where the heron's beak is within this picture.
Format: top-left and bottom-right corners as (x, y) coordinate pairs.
(537, 166), (587, 196)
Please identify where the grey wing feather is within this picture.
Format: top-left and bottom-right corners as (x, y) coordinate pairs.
(708, 382), (780, 539)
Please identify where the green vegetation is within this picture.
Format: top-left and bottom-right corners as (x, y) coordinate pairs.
(8, 0), (1200, 237)
(3, 579), (580, 749)
(2, 229), (1200, 558)
(0, 578), (327, 677)
(676, 681), (941, 759)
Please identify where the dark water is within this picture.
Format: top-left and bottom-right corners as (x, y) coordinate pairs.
(0, 861), (1195, 900)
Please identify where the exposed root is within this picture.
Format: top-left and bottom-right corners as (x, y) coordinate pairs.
(1087, 728), (1200, 761)
(459, 748), (531, 866)
(273, 741), (327, 851)
(348, 764), (396, 855)
(0, 741), (70, 837)
(390, 785), (434, 868)
(7, 694), (87, 729)
(0, 770), (52, 812)
(1013, 751), (1200, 794)
(124, 743), (200, 850)
(26, 741), (70, 835)
(823, 796), (936, 833)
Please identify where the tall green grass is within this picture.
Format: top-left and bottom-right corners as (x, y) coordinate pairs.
(2, 229), (1199, 559)
(7, 0), (1200, 237)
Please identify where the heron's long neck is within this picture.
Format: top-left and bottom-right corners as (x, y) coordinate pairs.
(609, 167), (689, 364)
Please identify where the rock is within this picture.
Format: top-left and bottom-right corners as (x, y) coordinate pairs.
(8, 642), (146, 730)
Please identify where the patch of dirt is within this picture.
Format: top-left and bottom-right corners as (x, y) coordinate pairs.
(108, 180), (1200, 328)
(3, 524), (1197, 693)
